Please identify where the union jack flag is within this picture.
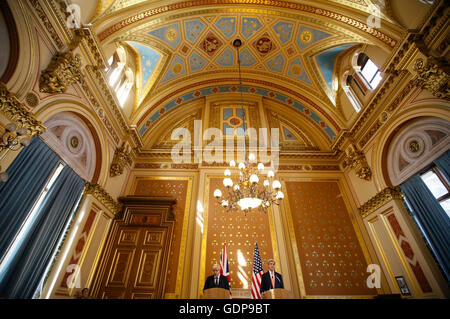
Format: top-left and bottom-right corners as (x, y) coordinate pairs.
(220, 242), (232, 297)
(251, 243), (264, 299)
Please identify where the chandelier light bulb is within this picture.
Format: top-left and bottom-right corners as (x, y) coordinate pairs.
(234, 184), (240, 191)
(249, 174), (259, 184)
(229, 160), (236, 167)
(223, 178), (233, 188)
(272, 180), (281, 190)
(257, 163), (264, 171)
(276, 191), (284, 200)
(263, 180), (270, 187)
(221, 200), (229, 207)
(267, 170), (274, 178)
(224, 169), (231, 176)
(238, 162), (245, 170)
(214, 189), (222, 198)
(249, 153), (256, 161)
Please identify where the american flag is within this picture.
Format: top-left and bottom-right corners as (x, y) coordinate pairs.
(251, 243), (264, 299)
(220, 242), (232, 297)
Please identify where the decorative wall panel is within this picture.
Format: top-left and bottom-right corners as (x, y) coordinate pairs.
(285, 181), (375, 296)
(203, 178), (275, 291)
(132, 178), (190, 295)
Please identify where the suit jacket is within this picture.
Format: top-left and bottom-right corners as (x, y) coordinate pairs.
(203, 274), (230, 291)
(260, 271), (284, 294)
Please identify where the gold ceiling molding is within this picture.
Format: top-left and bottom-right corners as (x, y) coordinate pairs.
(358, 186), (403, 218)
(0, 83), (46, 137)
(83, 182), (122, 215)
(136, 78), (342, 136)
(29, 0), (64, 49)
(138, 65), (330, 109)
(96, 1), (398, 48)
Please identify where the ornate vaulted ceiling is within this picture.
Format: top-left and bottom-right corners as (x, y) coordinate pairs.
(89, 0), (405, 148)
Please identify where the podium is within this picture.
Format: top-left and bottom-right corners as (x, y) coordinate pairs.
(261, 288), (294, 299)
(203, 288), (230, 299)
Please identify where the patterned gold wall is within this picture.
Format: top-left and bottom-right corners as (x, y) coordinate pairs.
(285, 180), (375, 296)
(132, 177), (190, 295)
(203, 178), (275, 290)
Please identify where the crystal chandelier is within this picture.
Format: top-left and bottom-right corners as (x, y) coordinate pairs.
(213, 39), (284, 214)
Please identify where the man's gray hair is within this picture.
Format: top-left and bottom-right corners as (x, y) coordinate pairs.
(212, 263), (220, 271)
(266, 259), (276, 265)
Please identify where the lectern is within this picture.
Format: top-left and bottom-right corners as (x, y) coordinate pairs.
(262, 288), (294, 299)
(203, 288), (230, 299)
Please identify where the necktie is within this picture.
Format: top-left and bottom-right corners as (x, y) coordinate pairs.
(215, 277), (218, 286)
(271, 273), (275, 288)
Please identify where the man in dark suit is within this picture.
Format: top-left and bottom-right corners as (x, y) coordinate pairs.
(203, 264), (230, 291)
(260, 259), (284, 294)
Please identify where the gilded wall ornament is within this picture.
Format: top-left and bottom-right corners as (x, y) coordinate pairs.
(358, 187), (404, 218)
(83, 182), (122, 215)
(0, 83), (46, 137)
(343, 146), (372, 181)
(39, 51), (82, 93)
(110, 145), (132, 177)
(413, 58), (450, 99)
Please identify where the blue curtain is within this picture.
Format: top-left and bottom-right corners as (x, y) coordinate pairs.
(434, 151), (450, 182)
(0, 138), (61, 261)
(400, 175), (450, 280)
(0, 165), (85, 298)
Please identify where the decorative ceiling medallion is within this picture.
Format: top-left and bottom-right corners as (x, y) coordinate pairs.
(148, 23), (181, 49)
(253, 33), (275, 56)
(25, 92), (39, 108)
(66, 131), (83, 154)
(200, 32), (223, 56)
(300, 30), (313, 44)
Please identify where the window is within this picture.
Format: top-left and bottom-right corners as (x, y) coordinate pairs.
(421, 167), (450, 218)
(106, 46), (134, 107)
(358, 53), (382, 89)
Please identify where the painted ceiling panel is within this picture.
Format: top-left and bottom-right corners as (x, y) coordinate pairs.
(296, 26), (332, 51)
(148, 23), (181, 49)
(184, 20), (206, 43)
(127, 41), (161, 89)
(316, 44), (354, 90)
(161, 55), (186, 83)
(241, 17), (262, 39)
(216, 17), (237, 38)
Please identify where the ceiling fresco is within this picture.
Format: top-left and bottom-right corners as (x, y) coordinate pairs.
(90, 0), (403, 145)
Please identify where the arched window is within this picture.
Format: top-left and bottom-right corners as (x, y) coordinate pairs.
(342, 70), (362, 112)
(357, 52), (382, 89)
(105, 46), (134, 107)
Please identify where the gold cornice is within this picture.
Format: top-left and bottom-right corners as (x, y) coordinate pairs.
(0, 83), (46, 137)
(83, 182), (122, 215)
(358, 187), (403, 219)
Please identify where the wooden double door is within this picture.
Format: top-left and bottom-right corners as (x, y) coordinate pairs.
(92, 197), (176, 299)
